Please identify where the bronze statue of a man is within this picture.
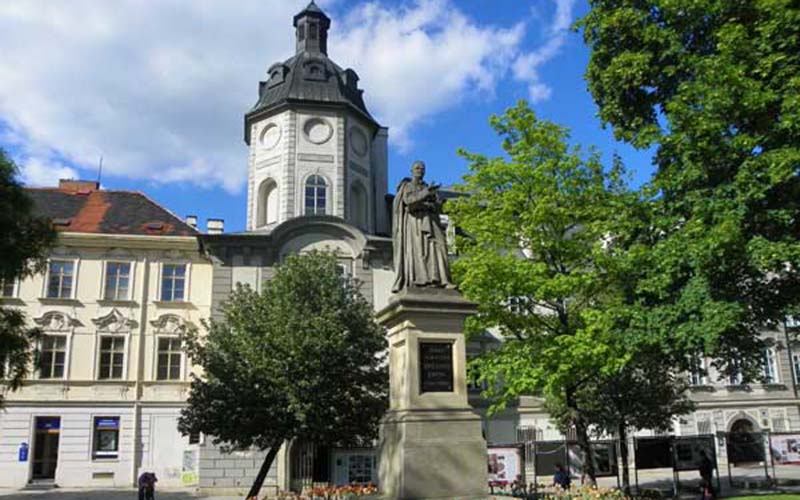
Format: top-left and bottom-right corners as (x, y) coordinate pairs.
(392, 161), (454, 292)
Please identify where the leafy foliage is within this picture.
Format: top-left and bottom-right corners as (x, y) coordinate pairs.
(578, 0), (800, 379)
(447, 101), (646, 481)
(0, 149), (55, 405)
(178, 251), (387, 497)
(546, 352), (694, 490)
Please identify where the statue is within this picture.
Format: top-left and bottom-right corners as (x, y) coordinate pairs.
(392, 161), (454, 292)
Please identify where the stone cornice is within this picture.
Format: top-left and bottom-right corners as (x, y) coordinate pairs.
(56, 232), (202, 252)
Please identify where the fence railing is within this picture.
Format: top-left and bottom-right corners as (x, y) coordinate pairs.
(493, 431), (800, 496)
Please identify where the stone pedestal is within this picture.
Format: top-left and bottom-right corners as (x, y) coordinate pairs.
(377, 288), (488, 500)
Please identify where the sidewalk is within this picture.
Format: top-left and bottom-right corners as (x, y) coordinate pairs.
(0, 489), (241, 500)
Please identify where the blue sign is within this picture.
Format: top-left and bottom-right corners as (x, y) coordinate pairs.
(95, 417), (119, 429)
(18, 442), (28, 462)
(36, 417), (60, 430)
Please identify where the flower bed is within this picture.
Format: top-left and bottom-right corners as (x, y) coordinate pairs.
(267, 483), (378, 500)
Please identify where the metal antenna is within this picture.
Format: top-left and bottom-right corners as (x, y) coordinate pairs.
(96, 156), (103, 185)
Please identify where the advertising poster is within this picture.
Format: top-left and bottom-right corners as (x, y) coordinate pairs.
(673, 436), (715, 471)
(568, 442), (617, 478)
(770, 434), (800, 465)
(488, 446), (523, 485)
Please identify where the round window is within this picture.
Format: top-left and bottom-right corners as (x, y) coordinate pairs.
(259, 123), (281, 150)
(304, 118), (333, 145)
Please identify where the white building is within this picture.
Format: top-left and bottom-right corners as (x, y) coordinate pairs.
(0, 180), (213, 489)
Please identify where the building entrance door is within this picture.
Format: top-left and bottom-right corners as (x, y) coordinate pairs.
(289, 441), (330, 492)
(32, 417), (61, 480)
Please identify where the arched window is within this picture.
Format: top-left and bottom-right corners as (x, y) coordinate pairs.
(350, 182), (367, 229)
(305, 175), (327, 215)
(257, 179), (278, 227)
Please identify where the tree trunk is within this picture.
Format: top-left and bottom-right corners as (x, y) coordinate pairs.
(245, 441), (282, 500)
(567, 388), (596, 485)
(618, 422), (630, 494)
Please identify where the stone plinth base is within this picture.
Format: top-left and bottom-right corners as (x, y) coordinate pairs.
(377, 288), (488, 500)
(379, 409), (488, 500)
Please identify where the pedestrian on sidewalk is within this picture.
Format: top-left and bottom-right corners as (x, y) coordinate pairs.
(138, 471), (158, 500)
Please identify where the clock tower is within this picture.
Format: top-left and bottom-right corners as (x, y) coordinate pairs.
(243, 1), (389, 235)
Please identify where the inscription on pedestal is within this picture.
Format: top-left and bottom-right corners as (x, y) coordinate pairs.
(419, 342), (454, 393)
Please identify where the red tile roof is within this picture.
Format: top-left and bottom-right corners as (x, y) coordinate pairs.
(26, 184), (198, 237)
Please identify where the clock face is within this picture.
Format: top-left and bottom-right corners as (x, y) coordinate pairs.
(350, 127), (368, 157)
(303, 118), (333, 145)
(259, 123), (281, 150)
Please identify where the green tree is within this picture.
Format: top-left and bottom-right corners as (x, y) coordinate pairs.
(178, 251), (388, 500)
(447, 101), (643, 483)
(578, 0), (800, 378)
(547, 352), (694, 491)
(0, 149), (56, 405)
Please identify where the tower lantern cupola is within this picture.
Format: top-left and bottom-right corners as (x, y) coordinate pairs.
(293, 1), (330, 55)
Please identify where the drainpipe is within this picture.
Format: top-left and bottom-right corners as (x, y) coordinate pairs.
(783, 317), (798, 398)
(132, 256), (150, 486)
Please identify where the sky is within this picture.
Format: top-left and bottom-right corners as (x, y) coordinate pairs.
(0, 0), (655, 232)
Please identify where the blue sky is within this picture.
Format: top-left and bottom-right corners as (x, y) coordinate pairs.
(0, 0), (655, 232)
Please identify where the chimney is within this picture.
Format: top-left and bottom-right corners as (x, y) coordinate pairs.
(58, 179), (100, 192)
(185, 215), (198, 229)
(207, 218), (224, 235)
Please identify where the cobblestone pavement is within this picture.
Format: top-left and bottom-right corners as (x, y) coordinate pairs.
(0, 489), (240, 500)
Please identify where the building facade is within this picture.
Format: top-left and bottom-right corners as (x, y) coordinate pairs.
(0, 180), (213, 489)
(2, 1), (799, 494)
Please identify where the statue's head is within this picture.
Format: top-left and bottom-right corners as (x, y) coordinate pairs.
(411, 160), (426, 180)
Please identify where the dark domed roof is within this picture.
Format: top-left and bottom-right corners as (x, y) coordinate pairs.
(244, 2), (379, 144)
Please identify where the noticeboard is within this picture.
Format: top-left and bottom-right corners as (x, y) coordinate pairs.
(634, 437), (674, 470)
(673, 436), (715, 471)
(727, 432), (765, 464)
(771, 433), (800, 465)
(419, 342), (453, 393)
(488, 446), (524, 485)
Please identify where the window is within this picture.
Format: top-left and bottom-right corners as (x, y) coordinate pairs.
(98, 336), (125, 380)
(157, 337), (182, 380)
(1, 277), (16, 298)
(257, 179), (279, 227)
(689, 355), (707, 386)
(40, 335), (67, 379)
(506, 296), (532, 315)
(46, 260), (74, 298)
(104, 262), (131, 300)
(93, 417), (120, 459)
(305, 175), (327, 215)
(160, 264), (186, 302)
(728, 369), (743, 386)
(696, 415), (713, 435)
(350, 183), (367, 229)
(793, 353), (800, 385)
(763, 347), (779, 383)
(347, 454), (375, 484)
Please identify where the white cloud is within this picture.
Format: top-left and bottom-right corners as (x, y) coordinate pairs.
(331, 0), (525, 148)
(513, 0), (577, 103)
(19, 158), (78, 187)
(0, 0), (574, 191)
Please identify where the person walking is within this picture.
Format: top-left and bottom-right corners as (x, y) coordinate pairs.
(699, 452), (715, 499)
(138, 471), (158, 500)
(553, 463), (571, 490)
